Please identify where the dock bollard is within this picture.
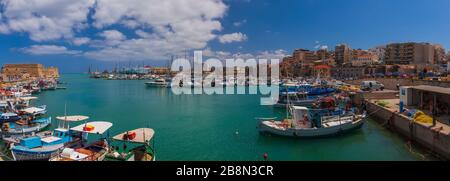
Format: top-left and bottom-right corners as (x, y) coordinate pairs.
(399, 100), (404, 113)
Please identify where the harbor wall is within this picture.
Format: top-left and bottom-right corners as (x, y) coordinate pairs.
(351, 91), (397, 106)
(366, 101), (450, 160)
(345, 78), (450, 90)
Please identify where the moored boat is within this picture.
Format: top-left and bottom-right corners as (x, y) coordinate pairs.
(7, 115), (89, 161)
(145, 78), (170, 88)
(0, 112), (22, 123)
(274, 91), (316, 108)
(258, 106), (366, 138)
(20, 105), (47, 116)
(50, 121), (113, 161)
(105, 128), (156, 161)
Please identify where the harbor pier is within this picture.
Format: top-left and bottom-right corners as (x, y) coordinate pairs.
(354, 86), (450, 160)
(345, 78), (450, 90)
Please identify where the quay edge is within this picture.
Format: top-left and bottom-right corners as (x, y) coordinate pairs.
(355, 94), (450, 160)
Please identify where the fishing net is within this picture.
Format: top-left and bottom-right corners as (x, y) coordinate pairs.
(413, 111), (433, 124)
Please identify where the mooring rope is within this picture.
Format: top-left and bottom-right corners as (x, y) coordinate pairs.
(0, 149), (13, 161)
(404, 141), (426, 160)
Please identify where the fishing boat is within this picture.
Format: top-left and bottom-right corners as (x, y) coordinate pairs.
(50, 121), (113, 161)
(307, 87), (337, 96)
(105, 128), (156, 161)
(259, 90), (365, 138)
(1, 107), (51, 135)
(19, 105), (47, 116)
(2, 117), (52, 135)
(0, 112), (22, 123)
(145, 78), (170, 88)
(7, 115), (89, 161)
(274, 91), (316, 108)
(280, 82), (336, 95)
(258, 106), (366, 138)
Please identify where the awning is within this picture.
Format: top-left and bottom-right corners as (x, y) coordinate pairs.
(19, 96), (38, 101)
(411, 85), (450, 95)
(21, 107), (45, 114)
(70, 121), (113, 134)
(112, 128), (155, 143)
(56, 115), (89, 122)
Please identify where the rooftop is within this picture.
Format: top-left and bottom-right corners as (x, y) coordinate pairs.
(409, 85), (450, 95)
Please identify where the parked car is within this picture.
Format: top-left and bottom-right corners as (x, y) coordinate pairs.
(360, 81), (384, 91)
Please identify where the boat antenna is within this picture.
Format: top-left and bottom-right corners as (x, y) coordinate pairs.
(285, 85), (289, 119)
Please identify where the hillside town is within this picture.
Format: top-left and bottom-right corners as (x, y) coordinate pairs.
(281, 42), (450, 80)
(85, 42), (450, 81)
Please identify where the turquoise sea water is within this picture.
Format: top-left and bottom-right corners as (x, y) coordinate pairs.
(21, 74), (431, 160)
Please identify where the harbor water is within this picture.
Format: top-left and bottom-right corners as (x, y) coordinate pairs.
(4, 74), (433, 161)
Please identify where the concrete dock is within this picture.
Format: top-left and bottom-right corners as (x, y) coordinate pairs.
(347, 79), (450, 160)
(366, 100), (450, 159)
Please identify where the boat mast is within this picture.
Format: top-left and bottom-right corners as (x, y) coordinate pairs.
(285, 85), (289, 119)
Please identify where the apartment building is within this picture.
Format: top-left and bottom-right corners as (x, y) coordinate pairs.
(351, 54), (379, 67)
(293, 49), (319, 64)
(384, 42), (436, 65)
(335, 44), (352, 66)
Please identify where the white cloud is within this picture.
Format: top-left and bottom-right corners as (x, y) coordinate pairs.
(20, 45), (81, 55)
(0, 0), (95, 41)
(233, 19), (247, 27)
(84, 0), (228, 61)
(218, 32), (247, 43)
(72, 37), (91, 46)
(319, 45), (328, 50)
(99, 30), (126, 41)
(203, 48), (287, 60)
(0, 0), (252, 61)
(314, 45), (328, 50)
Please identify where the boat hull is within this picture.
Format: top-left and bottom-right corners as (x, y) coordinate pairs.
(2, 117), (51, 134)
(11, 144), (64, 161)
(273, 100), (315, 108)
(145, 83), (169, 88)
(258, 117), (365, 138)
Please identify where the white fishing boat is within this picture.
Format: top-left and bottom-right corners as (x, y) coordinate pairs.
(258, 105), (366, 138)
(50, 121), (113, 161)
(20, 105), (47, 116)
(105, 128), (156, 161)
(145, 78), (170, 88)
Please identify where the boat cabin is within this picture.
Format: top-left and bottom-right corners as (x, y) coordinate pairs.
(51, 121), (113, 161)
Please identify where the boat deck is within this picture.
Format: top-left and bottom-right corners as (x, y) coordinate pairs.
(29, 143), (64, 152)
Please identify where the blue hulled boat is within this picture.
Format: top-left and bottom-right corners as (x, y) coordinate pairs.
(9, 115), (89, 161)
(0, 112), (22, 123)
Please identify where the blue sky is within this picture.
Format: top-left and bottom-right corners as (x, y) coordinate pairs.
(0, 0), (450, 73)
